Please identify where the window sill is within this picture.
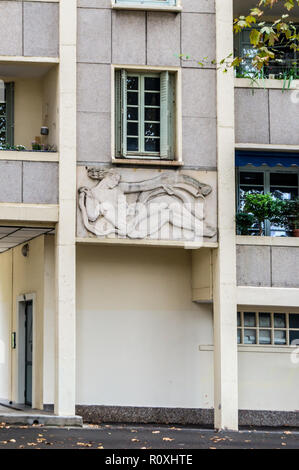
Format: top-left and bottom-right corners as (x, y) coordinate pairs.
(235, 77), (299, 90)
(0, 150), (59, 162)
(236, 235), (299, 247)
(111, 3), (182, 12)
(199, 344), (297, 354)
(112, 158), (183, 167)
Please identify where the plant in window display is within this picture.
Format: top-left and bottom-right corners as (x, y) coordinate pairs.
(280, 198), (299, 236)
(236, 212), (256, 235)
(243, 192), (285, 236)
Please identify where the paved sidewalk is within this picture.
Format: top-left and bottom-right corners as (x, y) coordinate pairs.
(0, 404), (82, 427)
(0, 423), (299, 449)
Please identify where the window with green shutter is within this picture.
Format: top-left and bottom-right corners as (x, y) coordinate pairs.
(0, 81), (14, 148)
(115, 70), (175, 160)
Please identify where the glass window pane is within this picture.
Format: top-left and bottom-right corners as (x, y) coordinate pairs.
(237, 312), (241, 327)
(274, 330), (286, 345)
(127, 92), (138, 106)
(244, 312), (256, 327)
(289, 330), (299, 345)
(289, 314), (299, 329)
(127, 107), (138, 121)
(127, 77), (138, 90)
(237, 329), (241, 344)
(145, 138), (160, 153)
(259, 330), (271, 345)
(145, 92), (160, 106)
(270, 173), (298, 187)
(145, 123), (160, 137)
(244, 329), (256, 344)
(127, 137), (138, 152)
(259, 313), (271, 328)
(127, 122), (138, 136)
(145, 107), (160, 122)
(240, 172), (264, 185)
(144, 77), (160, 91)
(274, 313), (286, 328)
(271, 188), (298, 201)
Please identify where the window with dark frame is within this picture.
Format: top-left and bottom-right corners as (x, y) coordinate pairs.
(237, 166), (299, 236)
(0, 81), (14, 148)
(238, 310), (299, 346)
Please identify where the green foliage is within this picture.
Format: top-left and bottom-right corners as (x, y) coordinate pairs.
(243, 192), (285, 235)
(236, 212), (256, 235)
(279, 198), (299, 231)
(0, 144), (26, 151)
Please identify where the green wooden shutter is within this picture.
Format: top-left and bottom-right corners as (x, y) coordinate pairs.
(115, 71), (121, 156)
(121, 69), (127, 157)
(5, 82), (14, 147)
(160, 71), (169, 159)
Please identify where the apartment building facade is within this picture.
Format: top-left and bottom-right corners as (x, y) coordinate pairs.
(0, 0), (298, 430)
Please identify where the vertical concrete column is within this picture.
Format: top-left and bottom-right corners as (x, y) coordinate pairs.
(213, 0), (238, 430)
(54, 0), (77, 416)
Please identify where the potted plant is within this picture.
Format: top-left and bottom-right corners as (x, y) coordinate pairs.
(280, 199), (299, 237)
(236, 212), (255, 235)
(243, 192), (284, 236)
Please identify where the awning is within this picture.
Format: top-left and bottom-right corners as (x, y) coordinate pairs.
(236, 150), (299, 168)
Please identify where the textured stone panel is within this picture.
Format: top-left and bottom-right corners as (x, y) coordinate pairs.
(0, 161), (22, 203)
(24, 2), (59, 57)
(0, 2), (22, 56)
(269, 90), (299, 145)
(77, 112), (111, 162)
(23, 162), (58, 204)
(112, 11), (146, 65)
(272, 247), (299, 288)
(77, 64), (111, 113)
(182, 117), (216, 168)
(237, 245), (271, 287)
(183, 0), (215, 13)
(78, 0), (110, 6)
(235, 88), (269, 144)
(181, 13), (216, 68)
(77, 8), (111, 63)
(182, 69), (216, 118)
(147, 12), (180, 67)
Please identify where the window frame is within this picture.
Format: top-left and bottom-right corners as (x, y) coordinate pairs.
(111, 0), (182, 12)
(237, 308), (299, 347)
(0, 82), (14, 148)
(236, 165), (299, 236)
(111, 65), (182, 165)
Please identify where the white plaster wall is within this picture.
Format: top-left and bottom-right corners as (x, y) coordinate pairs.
(0, 250), (12, 400)
(76, 244), (214, 408)
(238, 351), (299, 411)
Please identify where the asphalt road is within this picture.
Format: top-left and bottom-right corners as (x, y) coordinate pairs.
(0, 423), (299, 449)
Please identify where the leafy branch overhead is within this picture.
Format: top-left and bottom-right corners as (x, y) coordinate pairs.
(233, 0), (299, 71)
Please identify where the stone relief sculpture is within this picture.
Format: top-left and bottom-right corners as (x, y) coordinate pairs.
(78, 168), (216, 241)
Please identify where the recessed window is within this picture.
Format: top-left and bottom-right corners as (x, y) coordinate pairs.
(237, 310), (299, 346)
(113, 0), (178, 6)
(0, 82), (14, 149)
(114, 69), (176, 160)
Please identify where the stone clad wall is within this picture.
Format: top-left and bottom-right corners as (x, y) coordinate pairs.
(77, 0), (217, 169)
(235, 87), (299, 145)
(237, 244), (299, 288)
(0, 1), (59, 57)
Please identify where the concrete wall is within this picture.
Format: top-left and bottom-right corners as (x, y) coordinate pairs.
(235, 88), (299, 145)
(0, 1), (59, 57)
(0, 161), (58, 204)
(76, 244), (214, 408)
(77, 0), (217, 168)
(237, 245), (299, 288)
(43, 235), (55, 404)
(0, 250), (12, 400)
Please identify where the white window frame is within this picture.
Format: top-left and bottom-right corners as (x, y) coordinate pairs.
(111, 64), (182, 166)
(237, 308), (299, 347)
(111, 0), (182, 12)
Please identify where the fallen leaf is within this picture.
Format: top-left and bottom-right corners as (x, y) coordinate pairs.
(284, 431), (292, 435)
(131, 438), (140, 442)
(162, 438), (174, 442)
(9, 439), (16, 443)
(152, 431), (160, 434)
